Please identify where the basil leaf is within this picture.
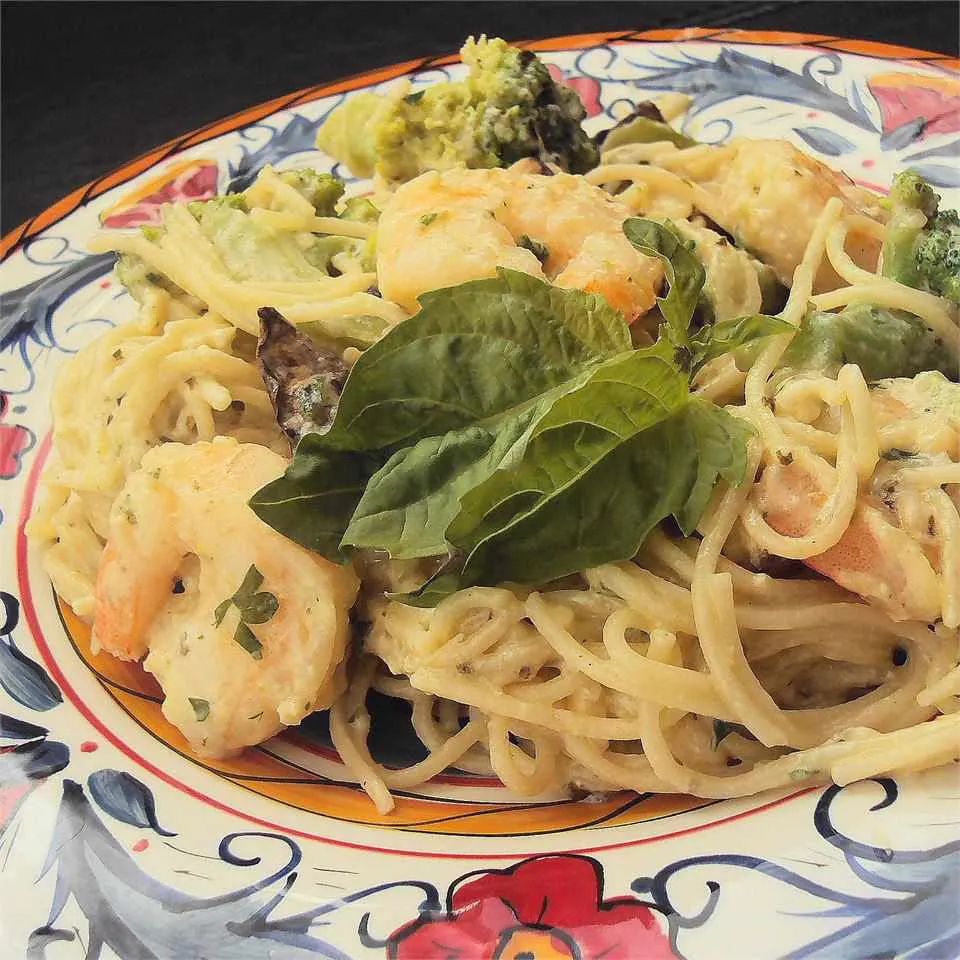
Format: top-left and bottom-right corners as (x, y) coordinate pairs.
(447, 349), (687, 553)
(689, 313), (794, 371)
(234, 623), (264, 660)
(252, 269), (632, 559)
(672, 399), (754, 535)
(623, 218), (705, 345)
(189, 698), (210, 722)
(344, 407), (543, 559)
(249, 445), (377, 558)
(712, 718), (756, 748)
(325, 268), (630, 452)
(242, 592), (279, 624)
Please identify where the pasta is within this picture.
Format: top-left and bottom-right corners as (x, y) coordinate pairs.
(29, 55), (960, 816)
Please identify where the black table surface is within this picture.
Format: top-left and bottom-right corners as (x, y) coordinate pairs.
(2, 1), (957, 236)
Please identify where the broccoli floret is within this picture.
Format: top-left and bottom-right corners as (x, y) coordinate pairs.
(339, 196), (380, 223)
(317, 36), (598, 181)
(888, 170), (939, 217)
(278, 169), (344, 216)
(781, 302), (954, 381)
(916, 209), (960, 304)
(882, 170), (960, 304)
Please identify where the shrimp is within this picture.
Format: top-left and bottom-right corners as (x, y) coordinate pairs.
(92, 438), (359, 756)
(376, 161), (663, 319)
(660, 139), (884, 291)
(754, 373), (960, 622)
(755, 454), (942, 622)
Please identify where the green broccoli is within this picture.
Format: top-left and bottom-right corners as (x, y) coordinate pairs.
(317, 36), (598, 182)
(882, 170), (960, 304)
(277, 169), (345, 216)
(780, 302), (955, 382)
(916, 209), (960, 304)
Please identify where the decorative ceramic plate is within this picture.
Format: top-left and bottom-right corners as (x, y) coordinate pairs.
(2, 28), (959, 960)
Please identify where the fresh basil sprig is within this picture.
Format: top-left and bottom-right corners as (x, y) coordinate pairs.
(622, 218), (791, 368)
(622, 218), (706, 345)
(214, 565), (279, 659)
(250, 265), (764, 604)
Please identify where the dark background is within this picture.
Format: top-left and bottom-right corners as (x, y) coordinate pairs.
(2, 1), (958, 234)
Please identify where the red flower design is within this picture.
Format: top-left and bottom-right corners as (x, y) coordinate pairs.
(388, 855), (675, 959)
(0, 392), (34, 480)
(868, 72), (960, 140)
(547, 64), (604, 118)
(101, 159), (219, 228)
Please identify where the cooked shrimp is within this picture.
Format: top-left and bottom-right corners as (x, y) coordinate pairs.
(376, 161), (663, 319)
(658, 139), (884, 291)
(92, 438), (358, 756)
(755, 454), (942, 621)
(754, 373), (960, 622)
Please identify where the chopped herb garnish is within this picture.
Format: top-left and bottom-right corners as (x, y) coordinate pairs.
(189, 697), (210, 721)
(712, 719), (756, 748)
(234, 622), (264, 660)
(214, 565), (278, 658)
(419, 212), (440, 227)
(517, 234), (550, 264)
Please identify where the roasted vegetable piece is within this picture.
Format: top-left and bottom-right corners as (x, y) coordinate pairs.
(256, 307), (348, 445)
(594, 101), (697, 152)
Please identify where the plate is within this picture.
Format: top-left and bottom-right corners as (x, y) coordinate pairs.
(2, 28), (959, 960)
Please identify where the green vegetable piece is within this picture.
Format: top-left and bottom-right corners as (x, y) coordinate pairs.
(277, 169), (345, 216)
(689, 313), (794, 371)
(191, 198), (331, 283)
(599, 115), (696, 153)
(419, 212), (440, 227)
(317, 37), (598, 181)
(916, 209), (960, 304)
(299, 314), (389, 351)
(882, 170), (960, 304)
(340, 197), (380, 223)
(189, 698), (210, 722)
(622, 218), (705, 345)
(517, 234), (550, 264)
(781, 303), (955, 382)
(234, 622), (264, 660)
(888, 169), (939, 218)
